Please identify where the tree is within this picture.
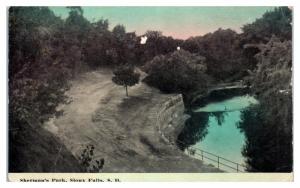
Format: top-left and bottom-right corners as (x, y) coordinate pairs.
(143, 50), (209, 93)
(83, 19), (112, 67)
(65, 6), (90, 44)
(66, 6), (83, 15)
(112, 24), (126, 41)
(241, 7), (292, 44)
(112, 65), (140, 96)
(182, 28), (248, 81)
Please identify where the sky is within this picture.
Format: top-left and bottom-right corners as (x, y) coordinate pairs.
(50, 6), (275, 39)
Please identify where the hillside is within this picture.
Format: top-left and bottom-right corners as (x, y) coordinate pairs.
(44, 69), (221, 172)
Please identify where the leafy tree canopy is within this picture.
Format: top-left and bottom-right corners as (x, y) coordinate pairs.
(112, 65), (140, 96)
(143, 50), (210, 93)
(241, 7), (292, 43)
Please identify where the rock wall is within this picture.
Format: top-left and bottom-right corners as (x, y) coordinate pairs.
(155, 94), (189, 144)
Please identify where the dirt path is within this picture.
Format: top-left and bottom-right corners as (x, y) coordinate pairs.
(44, 69), (221, 172)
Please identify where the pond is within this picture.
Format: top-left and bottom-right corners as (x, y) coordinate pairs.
(177, 95), (258, 172)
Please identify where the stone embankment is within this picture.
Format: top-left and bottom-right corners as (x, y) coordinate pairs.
(155, 94), (189, 144)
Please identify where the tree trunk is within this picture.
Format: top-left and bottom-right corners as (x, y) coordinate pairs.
(125, 85), (128, 97)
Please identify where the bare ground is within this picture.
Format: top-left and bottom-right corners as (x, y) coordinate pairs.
(44, 69), (221, 172)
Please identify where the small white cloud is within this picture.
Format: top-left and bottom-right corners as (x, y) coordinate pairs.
(140, 36), (147, 44)
(177, 46), (180, 50)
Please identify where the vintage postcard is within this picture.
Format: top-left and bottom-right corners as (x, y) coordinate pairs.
(8, 6), (293, 182)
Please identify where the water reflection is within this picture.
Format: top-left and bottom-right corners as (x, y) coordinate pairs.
(238, 105), (293, 172)
(176, 111), (228, 150)
(177, 95), (258, 168)
(177, 112), (209, 150)
(211, 111), (228, 126)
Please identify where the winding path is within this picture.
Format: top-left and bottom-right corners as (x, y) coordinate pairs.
(44, 69), (221, 172)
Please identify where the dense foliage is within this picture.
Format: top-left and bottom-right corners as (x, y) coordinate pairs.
(9, 7), (84, 172)
(241, 7), (292, 44)
(235, 7), (293, 172)
(143, 50), (210, 93)
(238, 37), (292, 172)
(182, 29), (249, 81)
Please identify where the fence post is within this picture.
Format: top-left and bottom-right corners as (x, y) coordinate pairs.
(182, 145), (245, 173)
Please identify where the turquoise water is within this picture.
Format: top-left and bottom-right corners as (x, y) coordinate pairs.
(190, 95), (258, 171)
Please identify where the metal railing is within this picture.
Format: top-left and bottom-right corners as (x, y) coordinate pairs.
(152, 95), (248, 172)
(177, 140), (247, 172)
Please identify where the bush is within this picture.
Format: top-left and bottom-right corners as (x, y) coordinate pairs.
(143, 50), (210, 93)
